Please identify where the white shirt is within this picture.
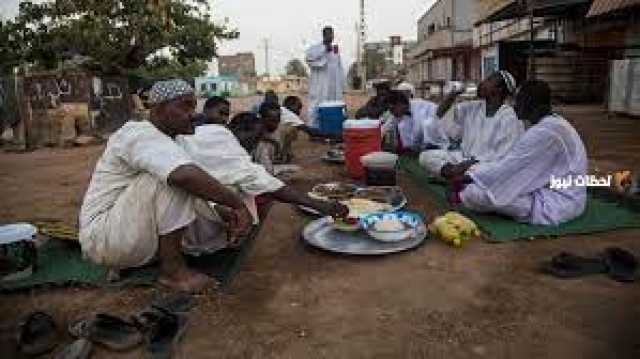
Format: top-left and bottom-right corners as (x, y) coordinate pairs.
(280, 107), (305, 127)
(464, 114), (587, 225)
(80, 121), (194, 229)
(382, 99), (449, 150)
(453, 100), (524, 162)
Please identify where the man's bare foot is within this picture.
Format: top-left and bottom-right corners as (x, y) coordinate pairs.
(158, 270), (211, 293)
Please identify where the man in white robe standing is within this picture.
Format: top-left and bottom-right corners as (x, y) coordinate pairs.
(305, 26), (345, 127)
(450, 80), (588, 225)
(419, 71), (524, 179)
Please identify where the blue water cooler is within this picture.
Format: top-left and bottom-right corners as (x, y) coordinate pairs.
(317, 101), (346, 136)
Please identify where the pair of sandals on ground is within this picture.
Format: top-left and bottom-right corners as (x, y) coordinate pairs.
(543, 247), (638, 282)
(16, 293), (194, 358)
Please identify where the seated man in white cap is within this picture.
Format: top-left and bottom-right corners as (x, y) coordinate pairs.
(450, 80), (587, 225)
(381, 90), (450, 155)
(79, 79), (254, 293)
(419, 71), (524, 179)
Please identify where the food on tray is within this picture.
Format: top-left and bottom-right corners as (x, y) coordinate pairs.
(428, 212), (480, 248)
(341, 198), (392, 217)
(332, 217), (360, 232)
(309, 183), (357, 201)
(373, 218), (405, 232)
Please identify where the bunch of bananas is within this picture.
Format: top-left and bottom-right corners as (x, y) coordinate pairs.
(428, 212), (481, 248)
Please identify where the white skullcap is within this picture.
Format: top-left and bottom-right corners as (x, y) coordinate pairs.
(148, 79), (194, 105)
(498, 70), (517, 95)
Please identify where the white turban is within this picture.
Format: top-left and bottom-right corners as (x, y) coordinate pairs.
(395, 82), (415, 96)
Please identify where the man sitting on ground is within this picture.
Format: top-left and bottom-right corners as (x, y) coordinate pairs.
(79, 80), (252, 293)
(195, 96), (230, 126)
(450, 80), (588, 225)
(381, 90), (450, 156)
(419, 71), (524, 179)
(179, 107), (346, 224)
(355, 80), (392, 119)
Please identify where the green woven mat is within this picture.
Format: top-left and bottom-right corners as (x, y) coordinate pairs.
(399, 157), (640, 242)
(0, 226), (261, 292)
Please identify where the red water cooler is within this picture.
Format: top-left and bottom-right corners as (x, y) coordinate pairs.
(343, 119), (382, 180)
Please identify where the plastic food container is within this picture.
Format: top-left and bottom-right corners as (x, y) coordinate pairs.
(360, 152), (398, 186)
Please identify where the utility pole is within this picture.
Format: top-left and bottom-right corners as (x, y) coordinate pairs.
(359, 0), (367, 89)
(263, 38), (270, 77)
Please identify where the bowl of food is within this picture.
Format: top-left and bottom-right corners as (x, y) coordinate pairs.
(360, 211), (424, 242)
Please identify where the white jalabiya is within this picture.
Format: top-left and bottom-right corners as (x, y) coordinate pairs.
(461, 114), (588, 225)
(419, 100), (524, 176)
(80, 121), (197, 268)
(280, 107), (305, 127)
(305, 43), (345, 126)
(177, 125), (285, 254)
(177, 124), (285, 221)
(381, 99), (449, 151)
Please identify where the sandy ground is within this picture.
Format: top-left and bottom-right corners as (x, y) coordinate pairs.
(1, 102), (640, 358)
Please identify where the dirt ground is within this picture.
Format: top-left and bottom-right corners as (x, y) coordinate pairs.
(1, 103), (640, 358)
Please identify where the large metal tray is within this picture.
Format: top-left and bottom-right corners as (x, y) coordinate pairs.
(302, 217), (427, 255)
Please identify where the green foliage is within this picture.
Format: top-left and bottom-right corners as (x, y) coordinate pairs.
(129, 57), (208, 80)
(285, 58), (308, 78)
(0, 0), (238, 75)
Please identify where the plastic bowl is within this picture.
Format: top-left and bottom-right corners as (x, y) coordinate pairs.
(360, 211), (423, 242)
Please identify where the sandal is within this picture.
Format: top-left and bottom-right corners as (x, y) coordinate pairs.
(17, 311), (59, 356)
(542, 252), (608, 278)
(69, 314), (142, 352)
(602, 247), (638, 283)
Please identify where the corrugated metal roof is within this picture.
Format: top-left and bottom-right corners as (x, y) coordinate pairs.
(587, 0), (640, 17)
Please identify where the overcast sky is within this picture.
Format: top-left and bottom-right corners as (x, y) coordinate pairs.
(1, 0), (436, 75)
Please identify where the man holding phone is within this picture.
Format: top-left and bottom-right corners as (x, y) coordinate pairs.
(305, 26), (346, 127)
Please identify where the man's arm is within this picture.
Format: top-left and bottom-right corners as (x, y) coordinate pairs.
(436, 90), (464, 118)
(269, 186), (348, 218)
(168, 164), (252, 243)
(168, 164), (244, 209)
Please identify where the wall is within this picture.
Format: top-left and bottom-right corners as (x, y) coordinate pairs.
(219, 53), (257, 78)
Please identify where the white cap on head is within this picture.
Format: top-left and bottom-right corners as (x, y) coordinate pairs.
(394, 82), (415, 96)
(148, 79), (194, 105)
(498, 70), (517, 95)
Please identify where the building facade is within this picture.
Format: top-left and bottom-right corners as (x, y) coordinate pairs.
(218, 52), (257, 95)
(364, 36), (417, 82)
(407, 0), (481, 96)
(195, 75), (245, 98)
(256, 75), (308, 94)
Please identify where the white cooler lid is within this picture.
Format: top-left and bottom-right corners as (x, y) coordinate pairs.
(319, 101), (346, 108)
(361, 151), (398, 169)
(343, 119), (381, 129)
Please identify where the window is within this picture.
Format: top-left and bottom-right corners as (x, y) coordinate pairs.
(446, 17), (451, 28)
(201, 83), (207, 92)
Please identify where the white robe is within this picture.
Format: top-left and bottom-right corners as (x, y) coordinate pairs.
(461, 114), (588, 225)
(176, 125), (285, 216)
(381, 99), (449, 151)
(420, 100), (524, 176)
(305, 43), (345, 126)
